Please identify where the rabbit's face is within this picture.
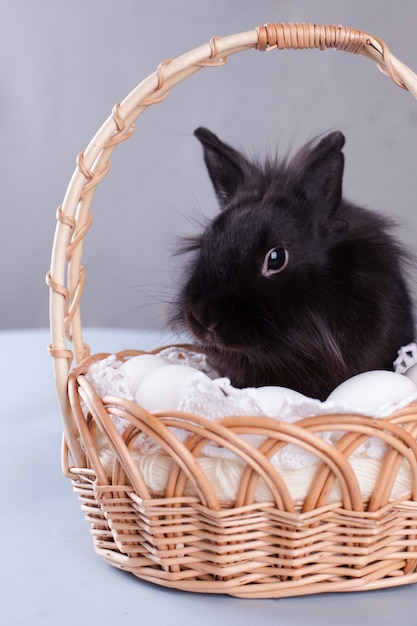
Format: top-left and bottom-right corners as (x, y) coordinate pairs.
(180, 195), (326, 353)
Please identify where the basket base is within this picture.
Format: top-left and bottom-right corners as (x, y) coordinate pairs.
(94, 541), (417, 598)
(74, 475), (417, 598)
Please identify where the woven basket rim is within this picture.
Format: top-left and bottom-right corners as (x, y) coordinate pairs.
(69, 348), (417, 510)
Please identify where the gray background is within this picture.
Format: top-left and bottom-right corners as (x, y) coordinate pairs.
(2, 0), (417, 332)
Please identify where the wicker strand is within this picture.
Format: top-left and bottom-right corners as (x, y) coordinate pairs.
(65, 213), (93, 261)
(105, 103), (136, 148)
(140, 59), (174, 106)
(56, 204), (76, 230)
(195, 37), (227, 67)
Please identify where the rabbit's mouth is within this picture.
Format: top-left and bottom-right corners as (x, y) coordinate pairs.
(186, 311), (224, 348)
(185, 311), (261, 354)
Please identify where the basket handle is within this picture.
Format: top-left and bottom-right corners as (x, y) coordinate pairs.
(47, 23), (417, 467)
(256, 23), (417, 92)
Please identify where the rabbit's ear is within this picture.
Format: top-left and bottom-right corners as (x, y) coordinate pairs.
(297, 131), (345, 214)
(194, 127), (253, 209)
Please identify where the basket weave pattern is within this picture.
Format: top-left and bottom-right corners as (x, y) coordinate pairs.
(48, 23), (417, 598)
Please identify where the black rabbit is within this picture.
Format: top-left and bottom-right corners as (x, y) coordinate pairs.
(171, 127), (415, 400)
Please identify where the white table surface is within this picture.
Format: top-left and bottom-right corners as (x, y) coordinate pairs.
(2, 327), (417, 625)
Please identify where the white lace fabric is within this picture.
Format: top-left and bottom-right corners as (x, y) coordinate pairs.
(84, 345), (417, 504)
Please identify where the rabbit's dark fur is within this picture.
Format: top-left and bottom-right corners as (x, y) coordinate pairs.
(171, 127), (415, 400)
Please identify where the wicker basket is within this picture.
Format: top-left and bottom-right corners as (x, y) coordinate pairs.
(47, 23), (417, 598)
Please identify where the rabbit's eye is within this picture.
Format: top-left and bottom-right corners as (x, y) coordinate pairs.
(262, 247), (289, 277)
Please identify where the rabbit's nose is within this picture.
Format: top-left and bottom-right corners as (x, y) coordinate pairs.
(206, 320), (220, 332)
(189, 309), (219, 333)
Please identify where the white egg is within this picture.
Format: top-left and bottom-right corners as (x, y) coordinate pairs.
(120, 354), (171, 395)
(404, 363), (417, 386)
(254, 385), (309, 416)
(327, 370), (417, 410)
(135, 364), (200, 412)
